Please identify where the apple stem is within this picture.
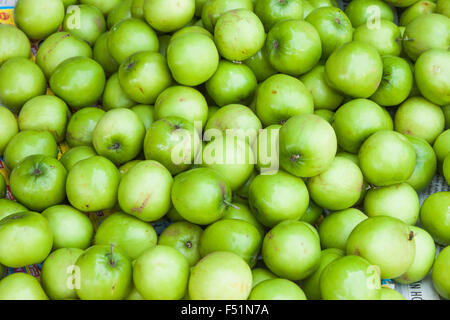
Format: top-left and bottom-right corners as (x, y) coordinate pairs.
(223, 200), (240, 210)
(109, 244), (116, 267)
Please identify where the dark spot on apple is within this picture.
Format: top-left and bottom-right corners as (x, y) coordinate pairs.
(335, 18), (341, 25)
(179, 98), (185, 102)
(408, 231), (414, 241)
(354, 248), (360, 256)
(186, 240), (193, 249)
(273, 40), (279, 50)
(132, 193), (152, 213)
(272, 90), (277, 94)
(33, 168), (41, 175)
(127, 61), (136, 70)
(280, 119), (287, 125)
(267, 231), (274, 240)
(290, 153), (301, 162)
(109, 142), (121, 151)
(138, 87), (144, 94)
(174, 124), (181, 130)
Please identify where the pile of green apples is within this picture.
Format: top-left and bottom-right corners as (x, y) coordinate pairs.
(0, 0), (449, 300)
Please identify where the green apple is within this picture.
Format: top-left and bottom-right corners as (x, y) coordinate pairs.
(405, 135), (437, 191)
(18, 95), (71, 143)
(314, 109), (335, 124)
(108, 18), (158, 64)
(359, 130), (416, 186)
(444, 153), (450, 184)
(307, 156), (364, 211)
(432, 246), (450, 299)
(0, 211), (53, 268)
(370, 56), (414, 107)
(102, 73), (136, 110)
(420, 192), (450, 245)
(0, 24), (30, 65)
(143, 117), (201, 175)
(0, 174), (5, 199)
(380, 287), (405, 300)
(221, 202), (265, 238)
(66, 156), (121, 212)
(0, 199), (27, 221)
(307, 0), (338, 9)
(244, 47), (278, 82)
(75, 245), (132, 300)
(154, 86), (208, 126)
(15, 0), (65, 40)
(80, 0), (121, 14)
(320, 255), (381, 300)
(126, 286), (144, 300)
(93, 32), (119, 76)
(279, 113), (337, 177)
(167, 32), (219, 86)
(346, 216), (415, 279)
(63, 4), (106, 45)
(353, 19), (402, 57)
(131, 105), (154, 131)
(199, 219), (262, 266)
(201, 0), (253, 32)
(107, 0), (133, 29)
(262, 220), (320, 280)
(325, 41), (383, 98)
(0, 273), (48, 300)
(4, 130), (58, 170)
(60, 147), (96, 171)
(66, 107), (105, 148)
(144, 0), (195, 32)
(395, 97), (445, 143)
(172, 168), (232, 225)
(400, 1), (436, 26)
(249, 278), (306, 300)
(93, 108), (146, 164)
(0, 106), (18, 155)
(119, 160), (142, 177)
(251, 268), (277, 288)
(118, 51), (172, 104)
(302, 248), (344, 300)
(436, 0), (450, 16)
(0, 57), (46, 112)
(403, 14), (450, 61)
(414, 49), (450, 106)
(188, 251), (252, 300)
(433, 129), (450, 170)
(37, 32), (93, 79)
(118, 160), (173, 222)
(255, 0), (303, 31)
(318, 209), (367, 251)
(131, 0), (145, 19)
(171, 25), (213, 41)
(302, 0), (315, 18)
(305, 7), (353, 59)
(299, 200), (323, 225)
(214, 9), (265, 61)
(41, 247), (84, 300)
(344, 0), (394, 28)
(50, 56), (106, 110)
(265, 19), (321, 76)
(42, 205), (93, 250)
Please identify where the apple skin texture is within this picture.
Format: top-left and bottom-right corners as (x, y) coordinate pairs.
(60, 146), (97, 171)
(0, 24), (30, 65)
(93, 32), (119, 76)
(80, 0), (122, 15)
(106, 0), (134, 30)
(254, 0), (303, 31)
(63, 4), (106, 46)
(102, 73), (136, 111)
(0, 273), (48, 300)
(0, 199), (27, 221)
(66, 107), (105, 148)
(144, 0), (195, 33)
(0, 106), (19, 155)
(380, 287), (405, 300)
(249, 279), (306, 300)
(432, 246), (450, 299)
(400, 1), (437, 27)
(221, 202), (265, 238)
(420, 191), (450, 245)
(433, 129), (450, 170)
(353, 19), (402, 57)
(405, 135), (437, 191)
(344, 0), (394, 28)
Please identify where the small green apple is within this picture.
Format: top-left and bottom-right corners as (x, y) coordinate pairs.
(118, 160), (142, 177)
(66, 107), (105, 148)
(255, 0), (303, 31)
(0, 199), (27, 221)
(353, 19), (402, 57)
(0, 24), (30, 65)
(93, 32), (119, 76)
(251, 268), (277, 288)
(60, 146), (96, 171)
(0, 106), (18, 155)
(80, 0), (121, 15)
(144, 0), (195, 33)
(249, 278), (306, 300)
(131, 105), (154, 131)
(420, 191), (450, 245)
(433, 129), (450, 171)
(63, 4), (106, 45)
(201, 0), (253, 32)
(221, 202), (265, 238)
(380, 287), (405, 300)
(243, 47), (278, 82)
(436, 0), (450, 16)
(405, 135), (437, 191)
(307, 0), (338, 9)
(432, 246), (450, 299)
(0, 273), (48, 300)
(344, 0), (394, 28)
(171, 25), (213, 41)
(299, 200), (323, 225)
(314, 109), (335, 124)
(102, 73), (136, 110)
(400, 1), (436, 26)
(107, 0), (133, 29)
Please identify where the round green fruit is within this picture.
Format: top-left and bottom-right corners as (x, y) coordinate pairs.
(93, 32), (119, 76)
(102, 73), (136, 110)
(0, 24), (30, 65)
(400, 1), (437, 26)
(380, 287), (405, 300)
(66, 107), (105, 148)
(131, 104), (154, 131)
(144, 0), (195, 33)
(344, 0), (394, 28)
(432, 246), (450, 299)
(106, 0), (133, 29)
(405, 135), (437, 191)
(63, 4), (106, 45)
(221, 202), (265, 238)
(0, 273), (48, 300)
(433, 129), (450, 170)
(0, 106), (18, 155)
(244, 48), (278, 82)
(0, 199), (27, 221)
(353, 19), (402, 57)
(255, 0), (303, 31)
(420, 192), (450, 245)
(249, 279), (306, 300)
(201, 0), (253, 32)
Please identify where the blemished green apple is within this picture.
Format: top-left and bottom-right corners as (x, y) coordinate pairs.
(307, 156), (364, 211)
(131, 105), (154, 131)
(201, 0), (253, 32)
(249, 279), (306, 300)
(118, 51), (172, 104)
(41, 248), (84, 300)
(265, 19), (321, 76)
(251, 268), (277, 288)
(188, 251), (252, 300)
(66, 156), (121, 212)
(405, 135), (437, 191)
(0, 57), (46, 112)
(395, 97), (445, 143)
(358, 130), (416, 187)
(395, 226), (436, 284)
(380, 287), (405, 300)
(262, 220), (320, 280)
(102, 73), (136, 110)
(0, 199), (27, 221)
(171, 25), (213, 41)
(344, 0), (394, 28)
(0, 211), (53, 268)
(244, 47), (278, 82)
(0, 273), (48, 300)
(221, 202), (265, 238)
(60, 146), (96, 171)
(66, 107), (105, 148)
(299, 200), (323, 225)
(436, 0), (450, 16)
(305, 7), (353, 59)
(118, 160), (173, 222)
(37, 32), (93, 79)
(144, 0), (195, 32)
(93, 32), (119, 76)
(93, 108), (146, 165)
(400, 1), (436, 26)
(403, 14), (450, 61)
(106, 0), (133, 29)
(0, 24), (30, 65)
(94, 211), (157, 260)
(4, 130), (58, 170)
(0, 174), (5, 199)
(50, 56), (106, 110)
(444, 154), (450, 184)
(320, 255), (381, 300)
(199, 219), (262, 267)
(18, 95), (71, 143)
(414, 49), (450, 106)
(171, 168), (232, 225)
(420, 191), (450, 245)
(167, 33), (219, 86)
(325, 41), (383, 98)
(108, 18), (159, 64)
(353, 19), (402, 57)
(118, 160), (142, 177)
(279, 113), (337, 177)
(214, 9), (265, 62)
(255, 74), (313, 126)
(75, 245), (132, 300)
(158, 221), (203, 266)
(42, 205), (93, 250)
(432, 246), (450, 299)
(0, 106), (18, 155)
(14, 0), (65, 40)
(255, 0), (303, 31)
(63, 4), (106, 45)
(133, 245), (190, 300)
(254, 124), (280, 174)
(433, 129), (450, 170)
(318, 209), (367, 251)
(249, 171), (309, 227)
(80, 0), (121, 14)
(302, 248), (344, 300)
(370, 56), (414, 107)
(346, 216), (416, 279)
(143, 117), (201, 175)
(154, 86), (208, 126)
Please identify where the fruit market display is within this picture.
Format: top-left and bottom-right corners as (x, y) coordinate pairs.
(0, 0), (448, 301)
